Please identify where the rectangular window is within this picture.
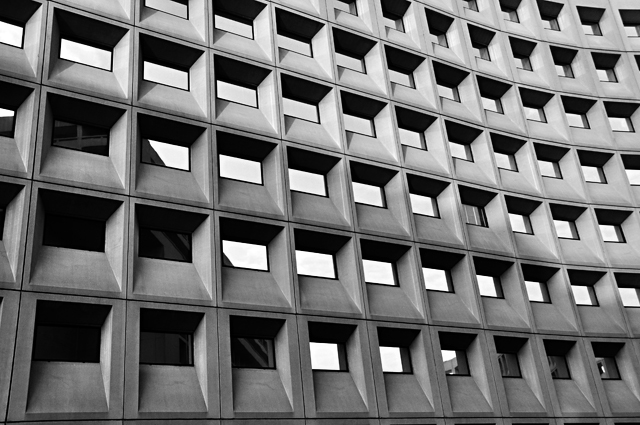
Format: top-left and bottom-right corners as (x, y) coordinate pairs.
(389, 69), (414, 88)
(363, 259), (396, 286)
(498, 353), (521, 377)
(344, 113), (375, 137)
(0, 107), (16, 138)
(625, 24), (640, 37)
(296, 250), (336, 278)
(556, 64), (574, 78)
(554, 219), (579, 239)
(509, 213), (532, 234)
(542, 16), (560, 31)
(548, 355), (571, 378)
(525, 106), (547, 122)
(502, 7), (519, 22)
(423, 268), (452, 292)
(596, 357), (620, 380)
(525, 280), (551, 303)
(442, 349), (470, 375)
(145, 0), (189, 19)
(43, 214), (106, 252)
(214, 13), (254, 39)
(141, 139), (190, 171)
(52, 120), (110, 156)
(437, 84), (460, 102)
(289, 168), (327, 196)
(216, 80), (258, 108)
(430, 32), (448, 47)
(495, 152), (517, 171)
(140, 332), (194, 365)
(463, 0), (479, 12)
(144, 61), (189, 90)
(222, 240), (268, 271)
(599, 224), (625, 243)
(336, 52), (366, 73)
(382, 13), (404, 32)
(583, 23), (602, 36)
(219, 154), (263, 184)
(463, 204), (487, 227)
(310, 342), (348, 371)
(283, 97), (319, 123)
(597, 68), (617, 82)
(482, 97), (503, 114)
(352, 181), (385, 207)
(627, 169), (640, 185)
(477, 274), (503, 298)
(609, 117), (634, 132)
(33, 324), (101, 363)
(335, 0), (357, 15)
(515, 56), (532, 71)
(538, 160), (562, 178)
(139, 227), (192, 262)
(0, 208), (5, 240)
(571, 285), (598, 306)
(410, 193), (439, 217)
(567, 113), (590, 128)
(380, 346), (412, 373)
(581, 165), (606, 183)
(0, 20), (24, 48)
(231, 337), (276, 369)
(399, 128), (425, 149)
(277, 33), (312, 57)
(472, 43), (491, 61)
(60, 39), (112, 71)
(619, 287), (640, 307)
(450, 142), (473, 161)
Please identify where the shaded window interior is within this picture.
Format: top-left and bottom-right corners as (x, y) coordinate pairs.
(537, 0), (563, 30)
(420, 248), (463, 292)
(140, 33), (202, 91)
(140, 308), (202, 366)
(281, 73), (330, 123)
(468, 24), (494, 61)
(562, 96), (594, 129)
(335, 0), (357, 15)
(491, 133), (524, 172)
(276, 8), (323, 58)
(604, 101), (637, 132)
(215, 55), (271, 108)
(505, 195), (539, 235)
(395, 106), (435, 150)
(521, 263), (557, 303)
(578, 150), (610, 184)
(333, 27), (375, 73)
(341, 91), (385, 138)
(614, 272), (640, 307)
(595, 208), (629, 243)
(361, 239), (408, 286)
(0, 1), (41, 48)
(474, 256), (511, 298)
(568, 269), (604, 306)
(519, 88), (552, 122)
(433, 61), (468, 102)
(287, 146), (338, 197)
(377, 327), (417, 373)
(463, 0), (479, 12)
(500, 0), (521, 22)
(534, 142), (567, 179)
(308, 321), (353, 371)
(439, 331), (475, 375)
(221, 217), (282, 272)
(577, 6), (604, 36)
(510, 37), (535, 71)
(381, 0), (409, 32)
(592, 342), (623, 380)
(231, 315), (284, 369)
(446, 120), (482, 162)
(407, 173), (447, 218)
(459, 185), (495, 228)
(620, 10), (640, 37)
(385, 45), (424, 89)
(294, 228), (348, 279)
(592, 52), (620, 83)
(350, 161), (395, 208)
(145, 0), (189, 19)
(478, 76), (510, 114)
(550, 45), (577, 78)
(544, 339), (573, 379)
(217, 131), (275, 185)
(213, 0), (265, 39)
(550, 203), (584, 240)
(425, 8), (453, 47)
(495, 336), (527, 378)
(0, 80), (33, 139)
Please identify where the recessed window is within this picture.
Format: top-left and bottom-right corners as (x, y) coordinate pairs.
(380, 346), (412, 373)
(344, 113), (375, 137)
(542, 16), (560, 31)
(382, 5), (405, 32)
(336, 52), (365, 73)
(582, 22), (602, 36)
(626, 169), (640, 184)
(278, 33), (312, 57)
(289, 168), (326, 196)
(410, 193), (439, 217)
(216, 80), (258, 108)
(296, 250), (336, 279)
(525, 280), (551, 303)
(145, 0), (189, 19)
(283, 97), (319, 123)
(571, 285), (598, 306)
(144, 61), (189, 91)
(141, 139), (190, 171)
(599, 224), (625, 243)
(139, 310), (198, 366)
(389, 68), (414, 88)
(52, 120), (110, 156)
(609, 117), (634, 132)
(538, 159), (562, 178)
(554, 219), (579, 239)
(44, 214), (106, 252)
(442, 349), (470, 375)
(495, 152), (517, 171)
(437, 84), (460, 102)
(515, 56), (532, 71)
(498, 353), (521, 377)
(567, 113), (589, 129)
(477, 274), (503, 298)
(625, 24), (640, 37)
(450, 142), (473, 161)
(219, 154), (263, 185)
(548, 355), (570, 378)
(215, 13), (253, 38)
(463, 0), (479, 12)
(596, 356), (620, 380)
(60, 38), (112, 71)
(335, 0), (357, 15)
(432, 32), (448, 47)
(352, 181), (385, 207)
(222, 240), (268, 271)
(509, 213), (532, 234)
(0, 20), (24, 48)
(463, 204), (487, 227)
(231, 337), (276, 369)
(310, 342), (347, 371)
(556, 64), (574, 78)
(423, 268), (452, 292)
(472, 41), (491, 61)
(501, 5), (519, 22)
(363, 259), (396, 286)
(581, 165), (606, 183)
(399, 128), (425, 149)
(619, 287), (640, 307)
(139, 228), (192, 262)
(524, 106), (547, 122)
(596, 68), (617, 83)
(0, 107), (16, 138)
(482, 97), (503, 114)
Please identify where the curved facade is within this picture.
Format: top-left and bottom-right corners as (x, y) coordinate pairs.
(0, 0), (640, 423)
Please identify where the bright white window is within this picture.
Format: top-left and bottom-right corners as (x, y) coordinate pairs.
(571, 285), (596, 305)
(509, 213), (532, 234)
(143, 140), (189, 170)
(556, 64), (574, 78)
(0, 108), (16, 137)
(538, 160), (562, 178)
(619, 287), (640, 307)
(336, 52), (365, 72)
(410, 193), (438, 217)
(144, 61), (189, 90)
(363, 259), (395, 285)
(310, 342), (344, 370)
(380, 346), (406, 372)
(482, 97), (503, 113)
(278, 34), (312, 57)
(335, 0), (357, 15)
(222, 240), (268, 270)
(477, 274), (501, 298)
(289, 168), (326, 196)
(581, 165), (606, 183)
(399, 128), (425, 149)
(283, 98), (319, 123)
(625, 25), (640, 37)
(219, 154), (262, 184)
(599, 224), (624, 242)
(554, 219), (578, 239)
(609, 117), (634, 132)
(423, 268), (450, 292)
(216, 80), (257, 107)
(450, 142), (473, 161)
(597, 68), (617, 83)
(567, 113), (589, 128)
(352, 182), (384, 207)
(0, 21), (24, 48)
(296, 250), (336, 278)
(582, 23), (602, 36)
(389, 69), (414, 88)
(214, 14), (254, 39)
(145, 0), (188, 19)
(524, 106), (546, 122)
(437, 84), (459, 101)
(626, 169), (640, 185)
(60, 39), (112, 71)
(344, 113), (375, 137)
(525, 281), (548, 302)
(495, 152), (517, 171)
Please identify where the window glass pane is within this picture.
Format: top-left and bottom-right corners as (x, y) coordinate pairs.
(139, 228), (192, 262)
(144, 61), (189, 90)
(566, 113), (589, 128)
(509, 213), (531, 234)
(582, 165), (605, 183)
(60, 39), (112, 71)
(450, 142), (472, 161)
(43, 214), (106, 252)
(464, 204), (486, 226)
(437, 84), (459, 101)
(289, 168), (326, 196)
(609, 117), (634, 132)
(0, 108), (16, 138)
(219, 154), (262, 184)
(548, 355), (570, 378)
(383, 15), (404, 32)
(583, 23), (601, 36)
(380, 346), (411, 372)
(344, 113), (375, 136)
(596, 68), (617, 82)
(231, 337), (276, 368)
(515, 57), (531, 70)
(556, 64), (574, 78)
(310, 342), (346, 370)
(423, 268), (451, 292)
(335, 0), (357, 14)
(482, 97), (502, 113)
(352, 182), (385, 207)
(363, 259), (395, 285)
(33, 325), (101, 362)
(627, 169), (640, 185)
(498, 353), (521, 377)
(140, 332), (193, 365)
(599, 224), (624, 242)
(477, 274), (501, 297)
(283, 97), (319, 122)
(495, 152), (516, 170)
(538, 160), (561, 178)
(399, 128), (425, 149)
(145, 0), (189, 19)
(52, 120), (110, 156)
(336, 52), (365, 72)
(0, 20), (23, 48)
(141, 139), (190, 171)
(278, 34), (312, 57)
(596, 357), (620, 379)
(223, 240), (268, 270)
(625, 25), (640, 37)
(296, 250), (336, 278)
(525, 280), (548, 302)
(554, 219), (578, 239)
(571, 285), (596, 305)
(410, 193), (438, 217)
(215, 14), (254, 38)
(525, 106), (546, 122)
(389, 69), (414, 87)
(217, 80), (257, 107)
(619, 287), (640, 307)
(442, 349), (470, 375)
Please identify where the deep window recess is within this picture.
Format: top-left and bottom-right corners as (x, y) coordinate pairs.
(500, 0), (521, 22)
(595, 209), (628, 243)
(474, 256), (512, 299)
(550, 45), (577, 79)
(294, 228), (348, 280)
(60, 38), (113, 71)
(44, 214), (106, 252)
(538, 0), (563, 30)
(614, 273), (640, 307)
(333, 28), (374, 74)
(377, 327), (417, 374)
(139, 309), (202, 366)
(308, 322), (353, 371)
(52, 120), (110, 156)
(535, 143), (567, 179)
(520, 88), (552, 123)
(141, 34), (203, 91)
(32, 300), (111, 363)
(477, 76), (510, 116)
(360, 239), (407, 287)
(577, 6), (604, 36)
(469, 25), (494, 61)
(0, 2), (42, 48)
(459, 185), (494, 228)
(286, 146), (337, 198)
(407, 174), (447, 219)
(463, 0), (478, 12)
(213, 0), (265, 39)
(439, 332), (475, 375)
(281, 74), (330, 124)
(605, 102), (637, 133)
(592, 342), (623, 380)
(464, 204), (487, 227)
(551, 204), (584, 241)
(214, 55), (270, 108)
(385, 46), (424, 90)
(145, 0), (189, 19)
(495, 336), (527, 378)
(621, 10), (640, 37)
(544, 339), (574, 379)
(350, 161), (397, 209)
(217, 131), (275, 186)
(220, 217), (282, 272)
(420, 248), (463, 293)
(425, 8), (452, 47)
(0, 107), (16, 139)
(276, 8), (322, 58)
(341, 91), (385, 138)
(335, 0), (357, 15)
(230, 316), (283, 369)
(568, 269), (603, 307)
(380, 0), (410, 33)
(505, 195), (539, 237)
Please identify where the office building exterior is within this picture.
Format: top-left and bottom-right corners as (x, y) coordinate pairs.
(1, 0), (640, 423)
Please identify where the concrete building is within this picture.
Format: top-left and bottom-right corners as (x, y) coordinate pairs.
(1, 0), (640, 423)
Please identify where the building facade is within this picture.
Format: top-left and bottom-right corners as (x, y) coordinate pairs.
(1, 0), (640, 423)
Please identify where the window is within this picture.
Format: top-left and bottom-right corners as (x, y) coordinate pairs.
(144, 61), (189, 90)
(423, 268), (452, 292)
(542, 16), (560, 31)
(139, 228), (192, 262)
(463, 0), (479, 12)
(145, 0), (189, 19)
(538, 160), (562, 178)
(495, 152), (517, 171)
(141, 139), (190, 171)
(0, 19), (24, 48)
(582, 22), (602, 36)
(626, 168), (640, 185)
(216, 80), (258, 108)
(482, 96), (503, 114)
(335, 0), (357, 15)
(599, 224), (625, 243)
(619, 287), (640, 307)
(554, 219), (579, 239)
(524, 106), (546, 122)
(0, 107), (16, 138)
(289, 168), (327, 196)
(278, 32), (312, 57)
(548, 355), (570, 378)
(437, 84), (460, 102)
(596, 68), (617, 83)
(222, 240), (268, 271)
(430, 31), (448, 47)
(581, 165), (606, 183)
(44, 214), (106, 252)
(567, 113), (589, 129)
(442, 349), (470, 375)
(219, 154), (263, 184)
(498, 353), (521, 377)
(336, 50), (366, 72)
(501, 5), (519, 22)
(344, 113), (375, 137)
(609, 117), (634, 132)
(232, 337), (276, 368)
(399, 128), (425, 149)
(509, 213), (532, 234)
(571, 285), (598, 306)
(214, 0), (258, 40)
(515, 55), (532, 71)
(556, 64), (574, 78)
(410, 193), (439, 217)
(380, 346), (412, 373)
(625, 24), (640, 37)
(296, 250), (336, 278)
(595, 356), (620, 380)
(477, 274), (504, 298)
(52, 120), (110, 156)
(363, 259), (396, 286)
(310, 342), (348, 371)
(139, 309), (201, 366)
(352, 181), (385, 207)
(382, 9), (405, 33)
(463, 204), (487, 227)
(60, 38), (112, 71)
(525, 280), (551, 303)
(472, 41), (491, 61)
(283, 97), (319, 123)
(450, 142), (473, 161)
(389, 68), (414, 88)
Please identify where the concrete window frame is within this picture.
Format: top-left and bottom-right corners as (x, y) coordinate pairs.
(605, 101), (640, 149)
(0, 1), (45, 82)
(520, 87), (570, 143)
(0, 290), (18, 422)
(478, 75), (527, 135)
(534, 142), (588, 204)
(138, 0), (209, 46)
(491, 133), (541, 196)
(433, 61), (482, 124)
(385, 45), (438, 111)
(377, 0), (425, 51)
(550, 203), (606, 266)
(0, 178), (30, 290)
(505, 196), (559, 262)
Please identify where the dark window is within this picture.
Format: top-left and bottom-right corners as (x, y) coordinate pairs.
(548, 355), (570, 379)
(0, 107), (16, 138)
(0, 208), (5, 240)
(498, 353), (522, 377)
(140, 332), (193, 365)
(138, 227), (192, 263)
(52, 119), (110, 156)
(596, 356), (620, 380)
(43, 214), (106, 252)
(231, 337), (276, 369)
